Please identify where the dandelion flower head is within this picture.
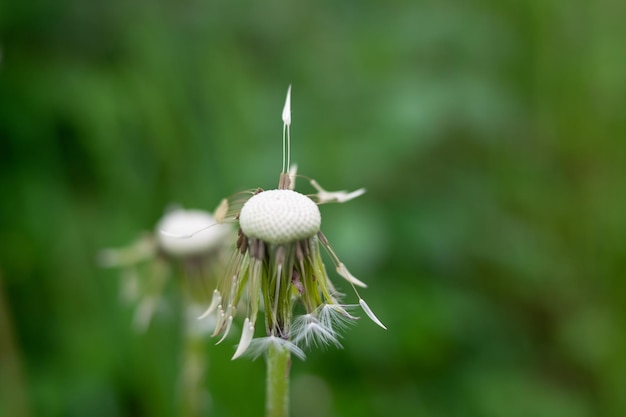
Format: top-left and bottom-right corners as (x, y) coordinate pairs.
(192, 86), (385, 359)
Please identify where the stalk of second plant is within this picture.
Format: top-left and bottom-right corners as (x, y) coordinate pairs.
(179, 304), (209, 417)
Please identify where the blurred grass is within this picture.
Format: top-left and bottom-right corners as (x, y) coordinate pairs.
(1, 0), (626, 416)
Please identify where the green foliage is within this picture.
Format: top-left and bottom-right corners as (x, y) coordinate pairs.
(1, 0), (625, 416)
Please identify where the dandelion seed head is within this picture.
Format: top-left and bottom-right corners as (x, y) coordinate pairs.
(239, 189), (321, 244)
(206, 86), (386, 359)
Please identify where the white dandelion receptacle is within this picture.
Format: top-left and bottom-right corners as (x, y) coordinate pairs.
(239, 189), (321, 245)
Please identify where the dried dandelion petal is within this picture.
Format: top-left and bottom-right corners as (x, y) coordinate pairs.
(198, 290), (221, 320)
(282, 85), (292, 126)
(359, 299), (387, 330)
(310, 179), (366, 204)
(239, 189), (321, 244)
(232, 318), (255, 359)
(336, 263), (368, 288)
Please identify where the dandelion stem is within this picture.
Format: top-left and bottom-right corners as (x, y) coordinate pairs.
(266, 343), (291, 417)
(179, 274), (211, 417)
(179, 326), (207, 417)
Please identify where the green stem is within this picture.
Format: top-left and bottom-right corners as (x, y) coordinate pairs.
(179, 328), (206, 417)
(266, 343), (291, 417)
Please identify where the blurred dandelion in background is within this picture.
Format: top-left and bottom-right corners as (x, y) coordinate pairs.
(99, 203), (233, 417)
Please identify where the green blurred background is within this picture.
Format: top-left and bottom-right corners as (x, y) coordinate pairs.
(1, 0), (625, 416)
